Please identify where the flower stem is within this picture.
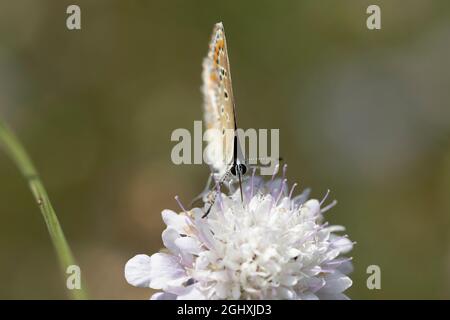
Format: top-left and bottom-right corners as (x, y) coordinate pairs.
(0, 117), (87, 299)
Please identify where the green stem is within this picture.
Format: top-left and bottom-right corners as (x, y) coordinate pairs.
(0, 118), (87, 299)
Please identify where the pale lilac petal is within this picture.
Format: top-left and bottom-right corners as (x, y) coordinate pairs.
(150, 292), (177, 300)
(149, 253), (187, 290)
(336, 260), (354, 275)
(327, 225), (346, 233)
(194, 219), (215, 250)
(162, 228), (180, 254)
(298, 292), (319, 300)
(176, 285), (206, 300)
(124, 254), (152, 288)
(162, 210), (189, 233)
(304, 199), (320, 216)
(319, 272), (353, 294)
(331, 235), (353, 254)
(175, 236), (202, 255)
(162, 228), (196, 267)
(293, 188), (311, 205)
(316, 292), (350, 300)
(305, 277), (326, 293)
(280, 275), (298, 286)
(277, 287), (296, 299)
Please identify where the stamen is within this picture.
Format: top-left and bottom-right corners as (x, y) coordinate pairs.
(215, 181), (224, 213)
(174, 195), (187, 213)
(321, 200), (337, 213)
(270, 163), (280, 183)
(299, 229), (319, 244)
(288, 183), (298, 199)
(320, 189), (330, 206)
(276, 179), (287, 204)
(288, 183), (298, 211)
(282, 164), (288, 180)
(250, 167), (256, 198)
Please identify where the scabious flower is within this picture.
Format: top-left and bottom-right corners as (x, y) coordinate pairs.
(125, 168), (354, 300)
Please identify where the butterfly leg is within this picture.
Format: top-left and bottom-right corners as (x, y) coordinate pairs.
(202, 190), (216, 218)
(202, 171), (232, 218)
(202, 182), (221, 218)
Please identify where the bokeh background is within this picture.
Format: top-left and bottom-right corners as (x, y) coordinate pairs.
(0, 0), (449, 299)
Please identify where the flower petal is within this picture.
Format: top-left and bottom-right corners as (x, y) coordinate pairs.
(150, 292), (178, 300)
(298, 292), (319, 300)
(176, 285), (206, 300)
(124, 254), (153, 288)
(175, 236), (202, 255)
(280, 275), (298, 286)
(162, 228), (181, 254)
(331, 235), (353, 254)
(304, 199), (320, 217)
(277, 287), (296, 299)
(316, 292), (350, 300)
(162, 210), (189, 233)
(149, 253), (187, 290)
(293, 188), (311, 206)
(337, 260), (354, 275)
(319, 272), (353, 294)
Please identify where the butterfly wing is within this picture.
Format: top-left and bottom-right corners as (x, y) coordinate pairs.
(202, 22), (236, 178)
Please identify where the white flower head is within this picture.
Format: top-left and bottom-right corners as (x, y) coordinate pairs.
(125, 167), (354, 300)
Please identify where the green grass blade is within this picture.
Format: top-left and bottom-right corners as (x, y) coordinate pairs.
(0, 118), (88, 299)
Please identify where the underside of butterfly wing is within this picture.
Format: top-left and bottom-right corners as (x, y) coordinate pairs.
(202, 22), (236, 178)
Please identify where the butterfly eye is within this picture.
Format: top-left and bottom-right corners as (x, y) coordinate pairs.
(230, 164), (247, 176)
(239, 164), (247, 175)
(230, 165), (237, 176)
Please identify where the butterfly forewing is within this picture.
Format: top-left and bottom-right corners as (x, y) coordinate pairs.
(202, 22), (236, 178)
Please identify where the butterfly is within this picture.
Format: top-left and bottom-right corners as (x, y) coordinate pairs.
(201, 22), (247, 217)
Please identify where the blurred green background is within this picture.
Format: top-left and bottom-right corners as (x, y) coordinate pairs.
(0, 0), (450, 299)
